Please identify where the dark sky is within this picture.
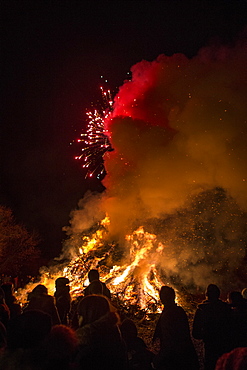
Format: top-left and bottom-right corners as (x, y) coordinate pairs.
(1, 0), (247, 261)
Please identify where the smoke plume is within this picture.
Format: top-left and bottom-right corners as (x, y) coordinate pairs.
(68, 40), (247, 290)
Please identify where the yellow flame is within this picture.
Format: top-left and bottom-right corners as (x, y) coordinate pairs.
(16, 217), (171, 311)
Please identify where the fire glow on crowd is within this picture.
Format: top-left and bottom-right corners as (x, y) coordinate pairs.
(17, 41), (247, 309)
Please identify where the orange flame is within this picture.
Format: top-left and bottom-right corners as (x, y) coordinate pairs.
(17, 216), (168, 311)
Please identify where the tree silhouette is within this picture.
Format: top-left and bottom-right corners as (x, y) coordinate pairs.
(0, 206), (41, 276)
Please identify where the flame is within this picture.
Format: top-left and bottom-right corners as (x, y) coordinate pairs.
(104, 226), (164, 309)
(17, 216), (167, 311)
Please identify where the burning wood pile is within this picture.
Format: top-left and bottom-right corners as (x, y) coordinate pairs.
(16, 216), (178, 315)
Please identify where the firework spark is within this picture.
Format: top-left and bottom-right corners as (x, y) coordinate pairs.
(75, 87), (114, 180)
(17, 41), (247, 312)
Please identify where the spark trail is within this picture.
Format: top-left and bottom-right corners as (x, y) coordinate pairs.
(18, 40), (247, 308)
(75, 87), (114, 180)
(71, 40), (247, 292)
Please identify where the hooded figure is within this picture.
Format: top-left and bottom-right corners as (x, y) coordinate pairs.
(24, 284), (60, 326)
(75, 295), (128, 370)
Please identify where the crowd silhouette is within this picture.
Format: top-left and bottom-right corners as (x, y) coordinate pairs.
(0, 270), (246, 369)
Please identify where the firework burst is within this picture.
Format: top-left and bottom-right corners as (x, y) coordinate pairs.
(75, 87), (114, 180)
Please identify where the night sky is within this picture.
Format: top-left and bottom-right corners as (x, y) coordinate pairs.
(1, 0), (247, 262)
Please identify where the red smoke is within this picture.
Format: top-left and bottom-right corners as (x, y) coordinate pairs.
(66, 40), (247, 289)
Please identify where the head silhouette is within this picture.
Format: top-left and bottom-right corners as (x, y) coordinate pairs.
(77, 295), (110, 326)
(159, 286), (175, 306)
(1, 283), (15, 304)
(228, 291), (244, 306)
(206, 284), (220, 301)
(120, 319), (138, 342)
(32, 284), (48, 295)
(88, 269), (100, 282)
(55, 277), (70, 289)
(28, 284), (48, 301)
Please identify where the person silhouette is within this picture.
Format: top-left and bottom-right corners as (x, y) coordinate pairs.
(54, 277), (71, 325)
(84, 269), (111, 299)
(1, 283), (21, 320)
(192, 284), (232, 370)
(228, 290), (247, 348)
(0, 309), (52, 369)
(120, 318), (153, 370)
(75, 294), (128, 370)
(24, 284), (60, 326)
(152, 286), (199, 370)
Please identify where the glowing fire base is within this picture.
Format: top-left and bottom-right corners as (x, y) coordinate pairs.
(17, 216), (169, 312)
